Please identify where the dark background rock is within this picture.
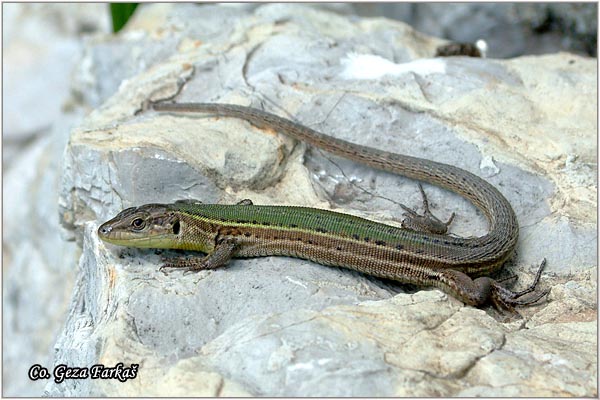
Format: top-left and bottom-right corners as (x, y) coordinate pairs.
(353, 3), (597, 58)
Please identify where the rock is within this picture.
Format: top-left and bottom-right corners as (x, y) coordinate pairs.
(2, 3), (108, 139)
(2, 4), (109, 396)
(353, 3), (597, 58)
(48, 223), (596, 396)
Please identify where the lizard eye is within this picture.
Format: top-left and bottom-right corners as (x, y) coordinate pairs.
(131, 218), (146, 230)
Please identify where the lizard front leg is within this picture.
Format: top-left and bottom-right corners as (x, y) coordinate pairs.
(160, 238), (239, 274)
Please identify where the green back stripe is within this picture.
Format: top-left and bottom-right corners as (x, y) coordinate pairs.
(170, 203), (441, 245)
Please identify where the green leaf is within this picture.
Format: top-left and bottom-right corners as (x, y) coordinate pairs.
(110, 3), (139, 33)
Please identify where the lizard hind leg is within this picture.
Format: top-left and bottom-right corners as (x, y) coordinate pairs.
(400, 183), (455, 234)
(434, 269), (494, 307)
(433, 260), (549, 309)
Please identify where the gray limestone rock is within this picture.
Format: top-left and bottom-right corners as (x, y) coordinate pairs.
(2, 4), (110, 395)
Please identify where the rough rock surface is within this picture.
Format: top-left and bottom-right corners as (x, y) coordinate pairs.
(6, 3), (597, 397)
(2, 4), (110, 396)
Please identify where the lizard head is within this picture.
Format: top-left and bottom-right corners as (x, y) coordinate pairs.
(98, 204), (181, 248)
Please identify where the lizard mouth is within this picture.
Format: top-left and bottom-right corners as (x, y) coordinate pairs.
(97, 223), (174, 248)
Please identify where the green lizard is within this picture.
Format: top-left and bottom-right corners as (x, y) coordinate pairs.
(98, 102), (548, 309)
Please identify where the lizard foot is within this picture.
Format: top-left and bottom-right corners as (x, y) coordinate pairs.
(400, 183), (455, 234)
(491, 259), (550, 310)
(159, 256), (211, 275)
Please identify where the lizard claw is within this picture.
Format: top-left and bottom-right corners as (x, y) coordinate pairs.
(159, 258), (179, 275)
(159, 256), (200, 274)
(491, 259), (549, 310)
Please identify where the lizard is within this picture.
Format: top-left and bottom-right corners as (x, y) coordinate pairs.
(98, 102), (548, 309)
